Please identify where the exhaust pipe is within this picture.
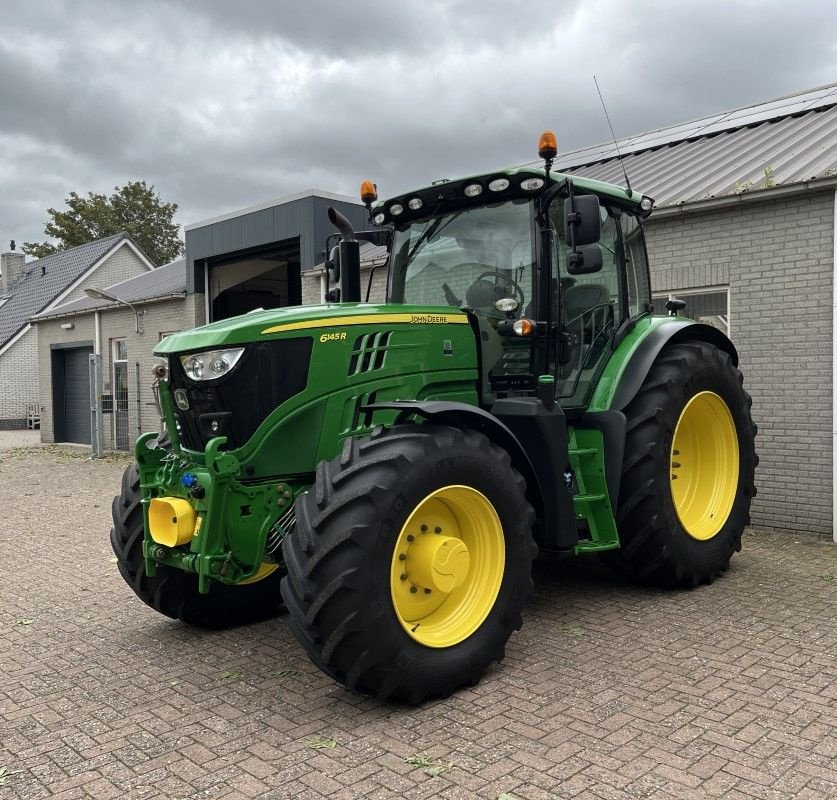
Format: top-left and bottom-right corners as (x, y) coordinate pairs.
(327, 206), (361, 302)
(328, 207), (356, 241)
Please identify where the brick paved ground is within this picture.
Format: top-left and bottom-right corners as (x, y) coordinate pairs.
(1, 447), (835, 800)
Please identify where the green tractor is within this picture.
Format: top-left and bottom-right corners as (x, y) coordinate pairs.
(111, 132), (756, 703)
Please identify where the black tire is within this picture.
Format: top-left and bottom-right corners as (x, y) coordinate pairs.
(110, 464), (285, 628)
(280, 424), (537, 703)
(609, 340), (757, 587)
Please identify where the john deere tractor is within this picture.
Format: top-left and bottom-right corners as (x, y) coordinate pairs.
(111, 132), (756, 703)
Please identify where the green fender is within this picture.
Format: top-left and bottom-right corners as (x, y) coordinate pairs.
(589, 316), (738, 413)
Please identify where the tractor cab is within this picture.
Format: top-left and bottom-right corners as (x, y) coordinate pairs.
(369, 159), (655, 412)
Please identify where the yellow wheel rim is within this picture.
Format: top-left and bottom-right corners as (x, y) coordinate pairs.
(238, 563), (280, 585)
(390, 485), (505, 648)
(670, 391), (739, 541)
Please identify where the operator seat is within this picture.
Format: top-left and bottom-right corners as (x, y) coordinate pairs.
(563, 283), (610, 325)
(560, 283), (612, 379)
(464, 277), (513, 317)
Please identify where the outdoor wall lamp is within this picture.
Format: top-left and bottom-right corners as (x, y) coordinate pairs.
(84, 286), (144, 334)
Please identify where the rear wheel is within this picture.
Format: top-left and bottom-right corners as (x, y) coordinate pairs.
(281, 425), (536, 703)
(611, 340), (757, 587)
(110, 464), (285, 628)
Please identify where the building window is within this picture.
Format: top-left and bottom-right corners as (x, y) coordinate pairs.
(159, 330), (180, 341)
(111, 338), (130, 451)
(652, 287), (730, 338)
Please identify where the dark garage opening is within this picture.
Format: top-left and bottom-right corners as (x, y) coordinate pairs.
(209, 238), (301, 322)
(51, 344), (93, 444)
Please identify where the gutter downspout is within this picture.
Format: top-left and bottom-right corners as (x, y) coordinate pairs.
(833, 189), (837, 543)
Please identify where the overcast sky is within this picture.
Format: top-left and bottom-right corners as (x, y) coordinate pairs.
(2, 0), (836, 254)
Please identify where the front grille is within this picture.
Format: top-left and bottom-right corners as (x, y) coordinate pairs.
(168, 337), (313, 451)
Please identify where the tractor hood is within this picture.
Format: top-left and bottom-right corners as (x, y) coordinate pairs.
(154, 303), (470, 354)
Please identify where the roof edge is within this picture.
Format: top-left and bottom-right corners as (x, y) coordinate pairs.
(31, 292), (187, 322)
(185, 188), (362, 232)
(649, 176), (837, 217)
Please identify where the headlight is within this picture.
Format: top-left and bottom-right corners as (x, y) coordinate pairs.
(488, 178), (510, 192)
(179, 348), (245, 381)
(520, 177), (544, 191)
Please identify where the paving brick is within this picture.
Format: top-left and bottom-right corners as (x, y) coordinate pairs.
(0, 448), (836, 798)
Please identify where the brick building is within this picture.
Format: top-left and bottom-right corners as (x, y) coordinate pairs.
(32, 259), (198, 450)
(0, 234), (154, 429)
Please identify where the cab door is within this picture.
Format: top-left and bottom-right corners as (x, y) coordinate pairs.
(549, 201), (626, 408)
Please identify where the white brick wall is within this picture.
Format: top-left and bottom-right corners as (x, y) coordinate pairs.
(301, 265), (388, 305)
(0, 329), (39, 426)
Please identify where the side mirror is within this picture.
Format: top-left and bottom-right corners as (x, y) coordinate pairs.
(325, 245), (340, 282)
(324, 245), (341, 301)
(564, 195), (601, 246)
(567, 243), (603, 275)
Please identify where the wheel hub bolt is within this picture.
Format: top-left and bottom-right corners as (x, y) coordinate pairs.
(434, 526), (442, 533)
(400, 573), (407, 580)
(399, 553), (407, 561)
(410, 586), (417, 593)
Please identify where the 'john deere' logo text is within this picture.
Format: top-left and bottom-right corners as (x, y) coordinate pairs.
(410, 314), (448, 324)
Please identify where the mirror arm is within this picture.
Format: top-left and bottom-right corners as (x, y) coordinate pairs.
(538, 178), (570, 214)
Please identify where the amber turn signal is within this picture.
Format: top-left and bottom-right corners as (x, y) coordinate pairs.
(360, 180), (377, 204)
(512, 318), (535, 337)
(538, 130), (558, 160)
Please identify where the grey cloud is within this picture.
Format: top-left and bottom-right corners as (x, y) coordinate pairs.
(2, 0), (836, 252)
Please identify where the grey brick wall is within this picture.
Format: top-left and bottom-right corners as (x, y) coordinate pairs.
(646, 191), (835, 534)
(36, 294), (204, 449)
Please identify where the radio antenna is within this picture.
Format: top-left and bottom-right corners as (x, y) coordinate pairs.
(593, 74), (632, 196)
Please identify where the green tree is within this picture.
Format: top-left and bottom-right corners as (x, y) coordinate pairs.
(23, 181), (184, 265)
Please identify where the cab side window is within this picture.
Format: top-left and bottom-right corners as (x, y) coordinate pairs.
(621, 214), (651, 315)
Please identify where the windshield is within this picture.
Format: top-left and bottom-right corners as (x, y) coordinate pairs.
(389, 199), (535, 314)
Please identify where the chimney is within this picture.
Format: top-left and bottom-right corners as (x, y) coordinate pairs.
(1, 241), (25, 294)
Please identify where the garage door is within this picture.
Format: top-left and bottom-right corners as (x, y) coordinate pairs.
(63, 347), (92, 444)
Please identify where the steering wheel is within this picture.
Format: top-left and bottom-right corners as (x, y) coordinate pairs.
(472, 271), (526, 309)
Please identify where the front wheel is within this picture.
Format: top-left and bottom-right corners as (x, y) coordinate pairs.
(110, 464), (286, 628)
(281, 425), (536, 703)
(611, 340), (757, 587)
